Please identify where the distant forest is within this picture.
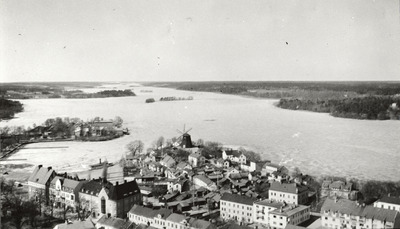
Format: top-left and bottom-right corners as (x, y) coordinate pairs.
(0, 98), (23, 120)
(145, 81), (400, 120)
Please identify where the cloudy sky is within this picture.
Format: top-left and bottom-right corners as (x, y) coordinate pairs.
(1, 0), (399, 82)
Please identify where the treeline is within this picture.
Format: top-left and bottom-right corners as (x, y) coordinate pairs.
(159, 96), (193, 101)
(278, 96), (400, 120)
(145, 81), (400, 96)
(64, 89), (135, 98)
(0, 98), (23, 120)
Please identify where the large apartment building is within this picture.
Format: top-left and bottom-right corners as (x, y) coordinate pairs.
(269, 182), (308, 205)
(268, 204), (310, 229)
(374, 196), (400, 212)
(220, 193), (256, 224)
(253, 200), (284, 226)
(321, 197), (400, 229)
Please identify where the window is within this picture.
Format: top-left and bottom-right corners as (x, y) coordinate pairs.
(101, 197), (106, 214)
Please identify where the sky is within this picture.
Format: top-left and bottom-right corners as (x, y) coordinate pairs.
(1, 0), (400, 82)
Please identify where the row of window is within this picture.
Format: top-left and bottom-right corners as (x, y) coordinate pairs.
(270, 191), (296, 199)
(221, 201), (252, 210)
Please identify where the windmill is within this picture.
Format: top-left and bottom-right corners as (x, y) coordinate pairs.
(176, 124), (193, 148)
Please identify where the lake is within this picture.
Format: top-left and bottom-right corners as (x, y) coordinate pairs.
(1, 83), (399, 181)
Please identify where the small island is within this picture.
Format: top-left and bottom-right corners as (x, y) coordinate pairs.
(145, 98), (155, 103)
(0, 98), (23, 120)
(160, 96), (193, 101)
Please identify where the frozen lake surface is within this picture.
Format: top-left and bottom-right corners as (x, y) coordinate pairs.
(1, 83), (400, 181)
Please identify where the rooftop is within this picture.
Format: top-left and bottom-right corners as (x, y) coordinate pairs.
(377, 196), (400, 205)
(28, 165), (55, 185)
(270, 204), (309, 217)
(96, 215), (133, 229)
(254, 200), (285, 208)
(129, 205), (172, 219)
(322, 198), (400, 222)
(220, 193), (256, 206)
(270, 182), (308, 194)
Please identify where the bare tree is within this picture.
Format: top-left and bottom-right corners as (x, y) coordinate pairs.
(126, 140), (144, 156)
(155, 136), (165, 148)
(113, 116), (123, 128)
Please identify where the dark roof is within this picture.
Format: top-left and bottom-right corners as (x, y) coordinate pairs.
(254, 200), (285, 208)
(28, 165), (55, 185)
(220, 193), (256, 206)
(270, 182), (308, 194)
(80, 179), (140, 200)
(96, 215), (134, 229)
(378, 196), (400, 205)
(225, 150), (243, 157)
(189, 218), (215, 229)
(129, 205), (172, 219)
(322, 198), (400, 222)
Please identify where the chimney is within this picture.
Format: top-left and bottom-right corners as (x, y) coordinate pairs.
(48, 166), (52, 171)
(38, 165), (43, 168)
(99, 158), (102, 164)
(116, 181), (119, 186)
(124, 180), (127, 183)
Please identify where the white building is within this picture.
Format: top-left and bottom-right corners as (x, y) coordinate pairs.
(193, 175), (217, 191)
(268, 204), (310, 229)
(253, 200), (284, 227)
(321, 197), (400, 229)
(188, 152), (205, 168)
(128, 205), (172, 228)
(374, 196), (400, 212)
(269, 182), (309, 205)
(220, 193), (256, 224)
(222, 150), (246, 164)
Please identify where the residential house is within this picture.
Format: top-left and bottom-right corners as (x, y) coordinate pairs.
(165, 213), (216, 229)
(49, 176), (86, 210)
(268, 204), (310, 229)
(220, 193), (256, 224)
(79, 178), (142, 219)
(188, 152), (205, 168)
(176, 162), (192, 171)
(27, 165), (56, 205)
(374, 196), (400, 212)
(167, 178), (190, 193)
(193, 175), (217, 191)
(269, 182), (309, 205)
(95, 215), (134, 229)
(253, 200), (284, 227)
(160, 155), (176, 168)
(215, 158), (224, 168)
(240, 161), (256, 172)
(128, 205), (172, 228)
(222, 150), (246, 164)
(321, 180), (357, 200)
(321, 197), (400, 229)
(262, 163), (288, 176)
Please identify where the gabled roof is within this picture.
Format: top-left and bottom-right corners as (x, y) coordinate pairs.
(270, 182), (308, 194)
(166, 213), (187, 223)
(220, 193), (256, 206)
(129, 205), (172, 219)
(96, 215), (134, 229)
(189, 218), (215, 229)
(377, 196), (400, 205)
(194, 175), (214, 186)
(80, 179), (140, 200)
(161, 155), (176, 165)
(322, 198), (400, 222)
(28, 165), (55, 185)
(225, 150), (243, 158)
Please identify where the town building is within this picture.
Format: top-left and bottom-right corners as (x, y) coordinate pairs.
(321, 180), (357, 200)
(220, 193), (256, 224)
(128, 205), (172, 228)
(374, 196), (400, 212)
(253, 200), (285, 227)
(222, 150), (246, 164)
(53, 220), (95, 229)
(193, 175), (217, 191)
(27, 165), (56, 205)
(268, 204), (310, 229)
(95, 215), (134, 229)
(79, 178), (142, 219)
(160, 155), (176, 168)
(165, 213), (216, 229)
(321, 197), (400, 229)
(188, 152), (205, 168)
(262, 163), (288, 176)
(49, 176), (86, 210)
(269, 182), (308, 205)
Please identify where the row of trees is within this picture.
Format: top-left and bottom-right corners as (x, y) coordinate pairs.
(278, 96), (400, 120)
(0, 98), (23, 120)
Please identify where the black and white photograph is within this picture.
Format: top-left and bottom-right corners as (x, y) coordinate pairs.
(1, 0), (400, 228)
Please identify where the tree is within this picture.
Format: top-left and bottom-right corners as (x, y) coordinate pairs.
(290, 167), (302, 178)
(44, 118), (55, 127)
(126, 140), (144, 156)
(196, 139), (204, 147)
(113, 116), (123, 128)
(156, 136), (165, 148)
(239, 147), (261, 161)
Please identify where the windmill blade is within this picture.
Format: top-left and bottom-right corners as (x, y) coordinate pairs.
(176, 129), (184, 134)
(184, 128), (192, 134)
